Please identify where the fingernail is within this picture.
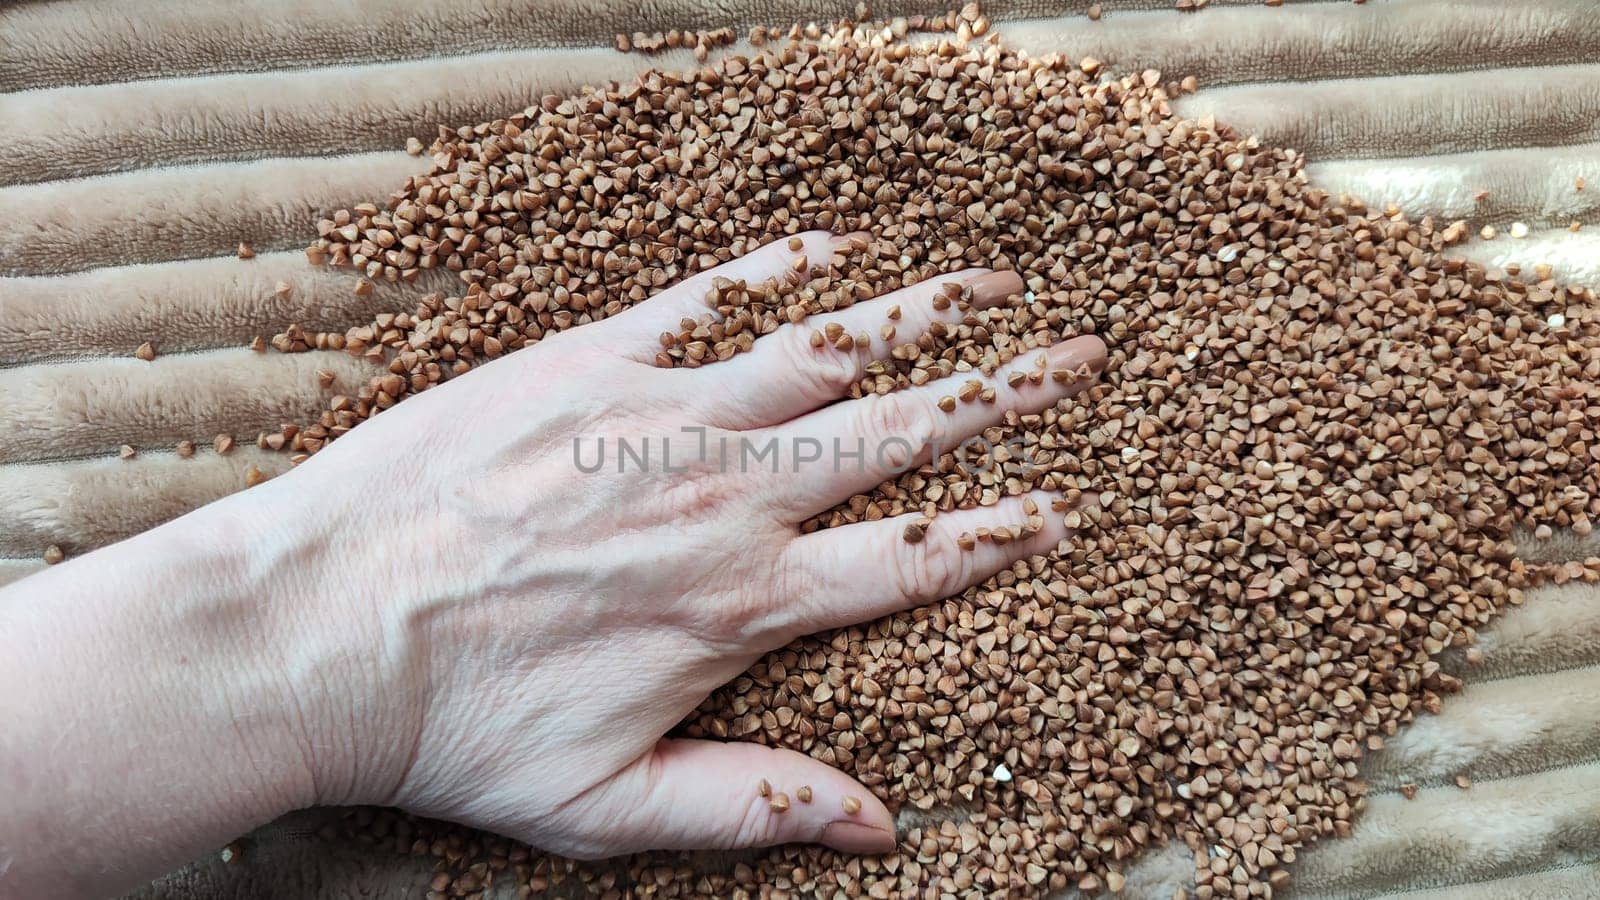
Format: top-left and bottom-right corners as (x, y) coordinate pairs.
(1052, 334), (1109, 377)
(965, 270), (1025, 309)
(820, 821), (898, 855)
(829, 230), (874, 250)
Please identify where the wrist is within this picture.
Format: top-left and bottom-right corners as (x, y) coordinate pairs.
(0, 495), (320, 895)
(164, 494), (327, 811)
(213, 470), (427, 809)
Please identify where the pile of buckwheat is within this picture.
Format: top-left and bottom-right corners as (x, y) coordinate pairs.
(276, 6), (1600, 898)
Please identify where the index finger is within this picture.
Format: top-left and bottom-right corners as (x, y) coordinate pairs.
(595, 231), (843, 361)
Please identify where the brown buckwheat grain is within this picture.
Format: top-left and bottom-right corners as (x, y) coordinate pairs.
(281, 7), (1600, 898)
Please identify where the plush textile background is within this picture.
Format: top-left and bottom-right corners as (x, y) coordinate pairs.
(3, 0), (1598, 896)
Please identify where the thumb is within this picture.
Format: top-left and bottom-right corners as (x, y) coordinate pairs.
(590, 738), (899, 856)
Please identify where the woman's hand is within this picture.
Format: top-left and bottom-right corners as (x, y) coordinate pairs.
(271, 230), (1107, 857)
(0, 231), (1104, 897)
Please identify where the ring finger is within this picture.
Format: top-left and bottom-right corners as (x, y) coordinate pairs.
(772, 490), (1085, 636)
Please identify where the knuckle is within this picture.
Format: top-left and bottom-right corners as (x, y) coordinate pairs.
(730, 793), (783, 849)
(782, 326), (860, 403)
(654, 470), (731, 520)
(858, 392), (937, 471)
(717, 550), (813, 650)
(711, 592), (779, 645)
(894, 529), (970, 605)
(685, 553), (797, 652)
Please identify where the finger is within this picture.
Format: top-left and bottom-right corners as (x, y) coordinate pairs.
(586, 738), (897, 856)
(695, 268), (1029, 429)
(777, 490), (1076, 633)
(596, 230), (842, 361)
(764, 333), (1107, 515)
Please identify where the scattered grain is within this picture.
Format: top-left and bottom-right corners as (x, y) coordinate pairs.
(273, 8), (1600, 896)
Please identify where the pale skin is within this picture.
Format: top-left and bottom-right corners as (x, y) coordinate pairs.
(0, 231), (1106, 899)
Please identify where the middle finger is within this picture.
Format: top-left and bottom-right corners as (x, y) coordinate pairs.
(754, 333), (1107, 518)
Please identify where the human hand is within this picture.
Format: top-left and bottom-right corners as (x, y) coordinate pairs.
(245, 231), (1107, 859)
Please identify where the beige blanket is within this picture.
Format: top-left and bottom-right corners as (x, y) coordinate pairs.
(3, 1), (1598, 896)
